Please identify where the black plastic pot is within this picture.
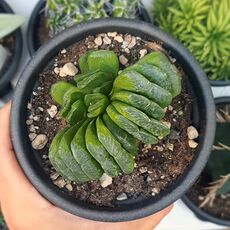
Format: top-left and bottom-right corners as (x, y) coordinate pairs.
(27, 0), (151, 56)
(0, 0), (23, 97)
(182, 96), (230, 227)
(209, 80), (230, 87)
(11, 18), (215, 222)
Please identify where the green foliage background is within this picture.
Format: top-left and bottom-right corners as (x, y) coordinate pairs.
(153, 0), (230, 81)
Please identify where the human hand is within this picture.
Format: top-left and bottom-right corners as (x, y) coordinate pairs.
(0, 102), (172, 230)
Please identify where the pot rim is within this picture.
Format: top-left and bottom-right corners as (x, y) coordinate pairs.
(209, 80), (230, 87)
(182, 96), (230, 227)
(11, 18), (215, 222)
(0, 0), (23, 96)
(26, 0), (151, 56)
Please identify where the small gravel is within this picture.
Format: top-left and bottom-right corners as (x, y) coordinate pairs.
(116, 193), (128, 201)
(99, 173), (113, 188)
(119, 55), (128, 65)
(187, 126), (199, 140)
(188, 139), (198, 148)
(47, 105), (58, 118)
(32, 134), (48, 150)
(94, 36), (103, 46)
(59, 62), (78, 77)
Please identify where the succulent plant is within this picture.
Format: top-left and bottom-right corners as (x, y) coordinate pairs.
(153, 0), (230, 81)
(0, 14), (25, 39)
(46, 0), (142, 36)
(49, 49), (181, 183)
(0, 14), (25, 72)
(111, 0), (140, 18)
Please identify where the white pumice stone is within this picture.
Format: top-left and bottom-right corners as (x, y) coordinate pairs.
(116, 193), (128, 201)
(32, 134), (48, 150)
(187, 126), (199, 140)
(99, 173), (113, 188)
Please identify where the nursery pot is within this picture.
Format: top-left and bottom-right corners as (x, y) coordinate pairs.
(11, 18), (215, 222)
(182, 97), (230, 227)
(0, 0), (23, 97)
(209, 80), (230, 87)
(27, 0), (151, 56)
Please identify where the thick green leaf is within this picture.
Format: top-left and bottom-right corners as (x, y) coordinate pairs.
(106, 104), (157, 143)
(50, 81), (75, 105)
(139, 128), (158, 144)
(66, 99), (86, 124)
(86, 50), (119, 77)
(103, 113), (138, 155)
(59, 87), (83, 117)
(58, 124), (90, 183)
(111, 90), (165, 120)
(85, 120), (120, 177)
(92, 80), (113, 94)
(137, 52), (181, 97)
(112, 101), (170, 138)
(113, 70), (172, 108)
(49, 128), (77, 181)
(124, 63), (172, 93)
(96, 117), (135, 174)
(77, 71), (112, 91)
(0, 14), (25, 39)
(71, 120), (103, 180)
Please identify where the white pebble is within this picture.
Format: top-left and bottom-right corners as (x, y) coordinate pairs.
(116, 193), (128, 201)
(103, 36), (111, 45)
(54, 67), (60, 74)
(54, 178), (66, 188)
(65, 183), (73, 191)
(139, 49), (147, 58)
(107, 32), (117, 37)
(59, 63), (78, 77)
(119, 55), (128, 65)
(38, 107), (44, 112)
(128, 36), (136, 49)
(162, 121), (171, 129)
(146, 176), (152, 182)
(123, 34), (132, 47)
(168, 105), (173, 111)
(114, 36), (123, 43)
(124, 48), (130, 53)
(32, 134), (48, 150)
(187, 126), (199, 140)
(152, 188), (160, 194)
(99, 173), (113, 188)
(50, 172), (59, 180)
(61, 49), (67, 54)
(29, 133), (37, 141)
(27, 103), (32, 110)
(139, 167), (148, 174)
(188, 140), (198, 149)
(26, 119), (33, 125)
(167, 143), (174, 151)
(47, 105), (58, 118)
(94, 36), (103, 46)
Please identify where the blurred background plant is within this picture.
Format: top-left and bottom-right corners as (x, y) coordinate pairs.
(0, 14), (25, 73)
(46, 0), (141, 36)
(200, 104), (230, 208)
(152, 0), (230, 81)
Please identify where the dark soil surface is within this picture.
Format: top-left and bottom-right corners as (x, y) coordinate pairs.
(187, 104), (230, 221)
(26, 33), (195, 207)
